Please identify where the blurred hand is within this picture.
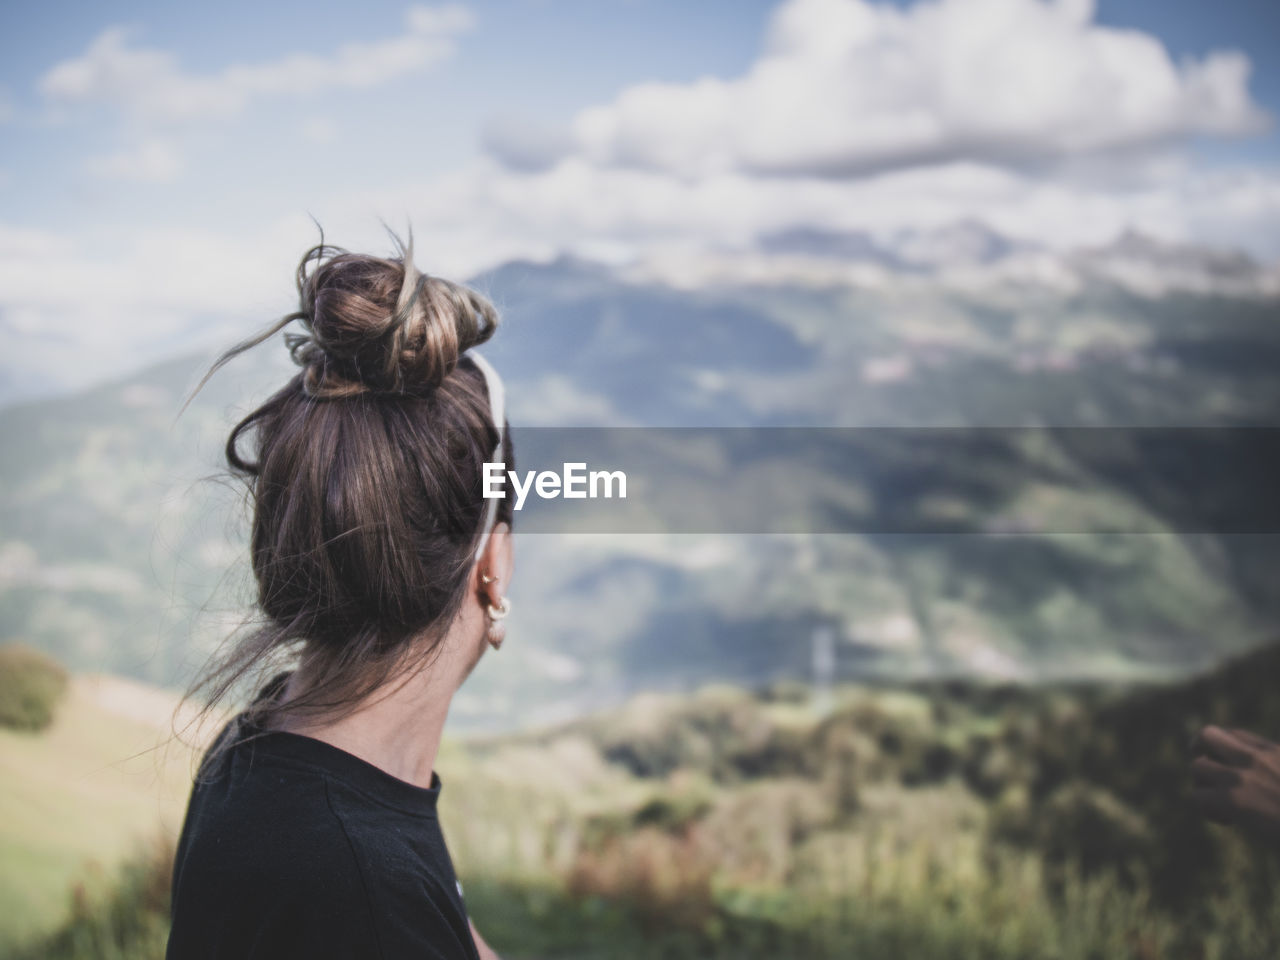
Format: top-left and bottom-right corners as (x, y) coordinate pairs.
(1190, 725), (1280, 847)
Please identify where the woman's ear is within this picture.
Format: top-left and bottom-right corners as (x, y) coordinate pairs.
(477, 522), (513, 604)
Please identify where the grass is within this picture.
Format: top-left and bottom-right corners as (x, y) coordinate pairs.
(434, 642), (1280, 958)
(0, 675), (196, 952)
(8, 644), (1280, 958)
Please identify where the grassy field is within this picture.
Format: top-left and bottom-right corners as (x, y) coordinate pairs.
(6, 645), (1280, 958)
(434, 645), (1280, 958)
(0, 675), (197, 951)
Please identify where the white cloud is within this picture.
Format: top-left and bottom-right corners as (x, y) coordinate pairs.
(5, 0), (1280, 404)
(85, 138), (182, 182)
(482, 114), (577, 172)
(506, 0), (1268, 178)
(3, 150), (1279, 405)
(0, 218), (312, 398)
(40, 5), (473, 123)
(359, 154), (1280, 273)
(457, 0), (1277, 273)
(299, 116), (339, 144)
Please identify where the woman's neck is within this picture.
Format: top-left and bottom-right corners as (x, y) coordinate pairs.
(275, 655), (457, 791)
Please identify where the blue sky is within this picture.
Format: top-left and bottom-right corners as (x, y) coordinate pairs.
(3, 0), (1277, 227)
(0, 1), (775, 224)
(1, 0), (1278, 402)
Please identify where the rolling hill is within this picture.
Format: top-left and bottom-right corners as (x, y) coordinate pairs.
(2, 234), (1279, 728)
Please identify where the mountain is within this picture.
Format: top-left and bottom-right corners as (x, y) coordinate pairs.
(2, 249), (1279, 729)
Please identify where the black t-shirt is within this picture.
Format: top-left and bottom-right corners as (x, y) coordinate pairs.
(166, 674), (480, 960)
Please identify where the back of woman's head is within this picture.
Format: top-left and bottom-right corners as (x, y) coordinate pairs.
(185, 233), (513, 736)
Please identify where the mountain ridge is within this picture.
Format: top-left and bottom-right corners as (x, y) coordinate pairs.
(2, 251), (1278, 728)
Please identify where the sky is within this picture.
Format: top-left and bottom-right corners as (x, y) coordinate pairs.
(1, 0), (1278, 402)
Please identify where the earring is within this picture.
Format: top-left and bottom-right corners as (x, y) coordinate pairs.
(486, 595), (511, 650)
(481, 573), (498, 585)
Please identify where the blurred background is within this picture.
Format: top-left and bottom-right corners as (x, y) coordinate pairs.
(2, 0), (1280, 956)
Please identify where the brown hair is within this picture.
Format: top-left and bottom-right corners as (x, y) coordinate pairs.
(181, 233), (513, 753)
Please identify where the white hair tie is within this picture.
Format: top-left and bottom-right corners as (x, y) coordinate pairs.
(469, 350), (505, 562)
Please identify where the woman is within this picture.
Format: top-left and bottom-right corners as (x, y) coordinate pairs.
(166, 235), (512, 960)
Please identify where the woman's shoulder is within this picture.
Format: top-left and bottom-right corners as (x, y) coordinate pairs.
(169, 729), (379, 952)
(169, 763), (378, 959)
(182, 735), (476, 959)
(171, 694), (478, 958)
(180, 731), (357, 866)
(184, 723), (449, 874)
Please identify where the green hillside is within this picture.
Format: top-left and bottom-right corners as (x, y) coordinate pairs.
(14, 644), (1280, 958)
(0, 674), (198, 951)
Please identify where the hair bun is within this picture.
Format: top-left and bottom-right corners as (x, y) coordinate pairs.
(288, 236), (498, 400)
